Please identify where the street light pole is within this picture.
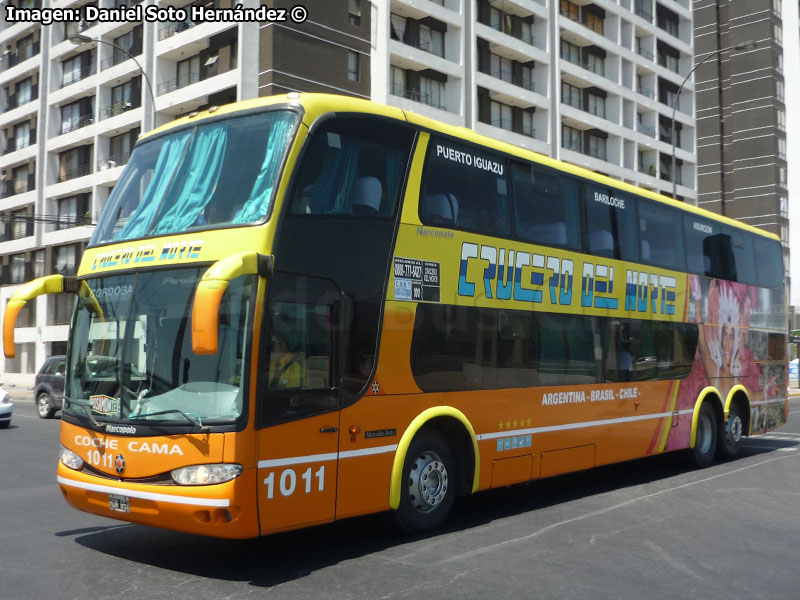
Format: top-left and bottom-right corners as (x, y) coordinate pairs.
(69, 34), (157, 131)
(671, 40), (757, 201)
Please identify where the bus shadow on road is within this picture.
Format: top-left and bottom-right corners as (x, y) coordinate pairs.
(69, 436), (797, 589)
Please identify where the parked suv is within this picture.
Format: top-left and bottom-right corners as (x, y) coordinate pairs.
(34, 355), (66, 419)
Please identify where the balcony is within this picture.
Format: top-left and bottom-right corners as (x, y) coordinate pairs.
(157, 72), (201, 95)
(637, 122), (655, 137)
(100, 101), (139, 120)
(58, 163), (92, 183)
(97, 152), (131, 171)
(5, 88), (38, 111)
(638, 164), (657, 177)
(60, 114), (95, 135)
(490, 70), (535, 92)
(1, 177), (35, 199)
(3, 132), (36, 155)
(390, 83), (446, 111)
(636, 46), (654, 61)
(158, 0), (222, 41)
(562, 139), (582, 152)
(1, 42), (41, 72)
(637, 84), (654, 99)
(100, 50), (143, 71)
(61, 64), (95, 88)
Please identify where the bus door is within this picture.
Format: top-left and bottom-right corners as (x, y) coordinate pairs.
(256, 272), (342, 534)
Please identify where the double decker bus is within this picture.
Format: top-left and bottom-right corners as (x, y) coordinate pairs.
(3, 94), (787, 538)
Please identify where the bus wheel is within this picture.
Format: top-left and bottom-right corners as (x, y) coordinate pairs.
(393, 430), (457, 534)
(717, 402), (745, 459)
(690, 402), (718, 468)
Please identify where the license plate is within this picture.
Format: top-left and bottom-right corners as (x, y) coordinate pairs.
(109, 494), (130, 513)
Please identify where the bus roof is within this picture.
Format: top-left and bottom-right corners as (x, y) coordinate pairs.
(140, 93), (779, 242)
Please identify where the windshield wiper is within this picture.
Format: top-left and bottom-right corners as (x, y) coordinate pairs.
(64, 398), (101, 428)
(130, 409), (209, 431)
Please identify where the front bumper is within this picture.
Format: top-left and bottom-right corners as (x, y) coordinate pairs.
(57, 461), (260, 538)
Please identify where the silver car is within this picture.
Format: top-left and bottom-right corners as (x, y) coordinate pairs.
(0, 382), (12, 428)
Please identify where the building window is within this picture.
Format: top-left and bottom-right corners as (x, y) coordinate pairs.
(657, 7), (679, 37)
(587, 133), (606, 160)
(11, 209), (28, 239)
(348, 0), (361, 27)
(780, 196), (788, 218)
(774, 23), (782, 47)
(347, 51), (360, 82)
(776, 80), (785, 102)
(10, 254), (26, 284)
(390, 13), (407, 42)
(17, 35), (34, 61)
(113, 28), (139, 65)
(33, 249), (45, 279)
(12, 164), (30, 194)
(109, 128), (138, 166)
(491, 53), (512, 82)
(420, 76), (445, 110)
(778, 138), (786, 160)
(14, 122), (31, 151)
(390, 65), (406, 97)
(562, 124), (581, 151)
(658, 44), (680, 74)
(561, 81), (581, 108)
(584, 52), (604, 76)
(57, 196), (78, 231)
(17, 77), (33, 105)
(584, 12), (603, 35)
(521, 111), (534, 137)
(587, 92), (605, 118)
(53, 245), (77, 277)
(490, 101), (512, 131)
(777, 109), (786, 130)
(560, 0), (579, 22)
(420, 25), (445, 58)
(779, 167), (787, 186)
(560, 39), (581, 65)
(111, 80), (134, 112)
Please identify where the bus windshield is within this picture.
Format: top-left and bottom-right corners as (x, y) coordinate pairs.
(91, 109), (298, 245)
(65, 268), (254, 426)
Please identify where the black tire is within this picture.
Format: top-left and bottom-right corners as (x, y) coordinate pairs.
(392, 430), (457, 534)
(689, 402), (718, 468)
(717, 402), (745, 459)
(37, 392), (55, 419)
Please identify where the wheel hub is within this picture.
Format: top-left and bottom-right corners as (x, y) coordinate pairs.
(408, 451), (448, 513)
(726, 414), (743, 444)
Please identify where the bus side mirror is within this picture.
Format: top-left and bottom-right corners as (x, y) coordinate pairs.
(3, 275), (103, 359)
(192, 251), (272, 355)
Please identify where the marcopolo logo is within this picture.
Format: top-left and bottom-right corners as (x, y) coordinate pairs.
(106, 424), (137, 435)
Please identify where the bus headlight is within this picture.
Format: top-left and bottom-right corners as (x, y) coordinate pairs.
(171, 464), (243, 485)
(60, 445), (84, 470)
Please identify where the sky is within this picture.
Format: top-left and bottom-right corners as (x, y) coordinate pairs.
(786, 0), (800, 306)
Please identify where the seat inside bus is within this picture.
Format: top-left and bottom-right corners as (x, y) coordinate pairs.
(351, 176), (382, 216)
(422, 193), (458, 226)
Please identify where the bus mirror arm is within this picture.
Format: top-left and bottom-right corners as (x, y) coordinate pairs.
(2, 275), (103, 359)
(192, 251), (273, 355)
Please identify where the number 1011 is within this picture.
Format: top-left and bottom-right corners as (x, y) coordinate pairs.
(264, 466), (325, 499)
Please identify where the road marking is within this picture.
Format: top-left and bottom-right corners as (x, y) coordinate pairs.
(437, 452), (799, 565)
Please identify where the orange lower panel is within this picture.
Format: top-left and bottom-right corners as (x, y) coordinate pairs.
(491, 455), (533, 488)
(57, 463), (260, 539)
(540, 444), (596, 478)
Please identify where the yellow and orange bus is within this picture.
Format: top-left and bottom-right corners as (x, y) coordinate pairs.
(3, 94), (787, 538)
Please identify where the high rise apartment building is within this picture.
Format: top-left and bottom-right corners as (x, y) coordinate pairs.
(373, 0), (695, 198)
(0, 0), (695, 374)
(693, 0), (788, 284)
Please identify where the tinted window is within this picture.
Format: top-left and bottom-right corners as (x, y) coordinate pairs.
(421, 138), (509, 235)
(289, 118), (414, 218)
(725, 226), (755, 285)
(583, 183), (637, 260)
(638, 200), (684, 270)
(410, 305), (696, 392)
(684, 215), (718, 275)
(754, 236), (784, 288)
(512, 163), (581, 249)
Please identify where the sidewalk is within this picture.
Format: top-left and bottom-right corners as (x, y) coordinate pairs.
(0, 373), (35, 390)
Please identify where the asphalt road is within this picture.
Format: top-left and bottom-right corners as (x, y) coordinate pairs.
(2, 390), (799, 600)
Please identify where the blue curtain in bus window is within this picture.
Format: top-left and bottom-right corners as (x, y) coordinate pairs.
(152, 123), (227, 234)
(233, 117), (294, 223)
(117, 132), (191, 240)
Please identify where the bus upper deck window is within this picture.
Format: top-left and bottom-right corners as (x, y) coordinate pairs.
(288, 118), (414, 219)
